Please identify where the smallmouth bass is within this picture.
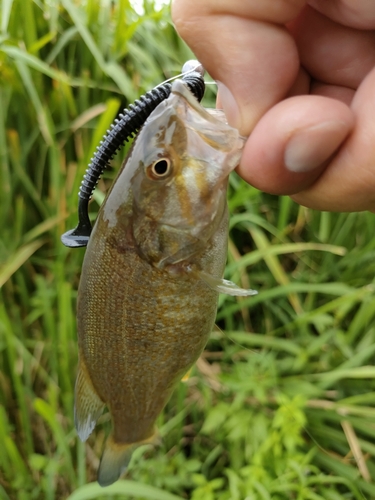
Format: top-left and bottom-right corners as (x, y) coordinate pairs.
(75, 79), (256, 486)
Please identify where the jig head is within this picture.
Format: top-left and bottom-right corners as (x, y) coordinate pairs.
(61, 61), (206, 248)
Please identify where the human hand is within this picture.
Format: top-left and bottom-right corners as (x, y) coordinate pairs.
(172, 0), (375, 212)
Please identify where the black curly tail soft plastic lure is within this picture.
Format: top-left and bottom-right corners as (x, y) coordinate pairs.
(61, 61), (206, 248)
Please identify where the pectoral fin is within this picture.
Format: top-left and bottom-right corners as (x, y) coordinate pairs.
(74, 354), (105, 442)
(197, 270), (258, 297)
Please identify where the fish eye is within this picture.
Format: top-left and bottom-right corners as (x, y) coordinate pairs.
(149, 158), (172, 179)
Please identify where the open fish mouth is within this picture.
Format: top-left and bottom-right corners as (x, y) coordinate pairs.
(171, 79), (246, 182)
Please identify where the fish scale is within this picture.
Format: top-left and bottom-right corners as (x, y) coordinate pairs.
(74, 80), (256, 487)
(78, 220), (222, 468)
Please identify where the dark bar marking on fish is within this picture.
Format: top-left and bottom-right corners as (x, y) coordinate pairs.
(61, 63), (205, 248)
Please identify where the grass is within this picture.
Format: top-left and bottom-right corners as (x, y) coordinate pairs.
(0, 0), (375, 498)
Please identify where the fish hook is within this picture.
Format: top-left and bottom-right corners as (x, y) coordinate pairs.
(61, 61), (206, 248)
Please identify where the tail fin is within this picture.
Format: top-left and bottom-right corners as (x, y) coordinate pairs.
(97, 434), (134, 487)
(98, 430), (159, 487)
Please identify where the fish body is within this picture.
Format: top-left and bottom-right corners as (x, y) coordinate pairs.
(75, 80), (250, 486)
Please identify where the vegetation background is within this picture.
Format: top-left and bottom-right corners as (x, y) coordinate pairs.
(1, 0), (375, 498)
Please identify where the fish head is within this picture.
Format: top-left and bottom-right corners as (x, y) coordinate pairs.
(114, 80), (245, 268)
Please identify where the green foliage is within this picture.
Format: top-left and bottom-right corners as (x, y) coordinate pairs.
(1, 0), (375, 499)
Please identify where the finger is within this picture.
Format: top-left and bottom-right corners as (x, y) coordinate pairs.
(286, 67), (310, 97)
(292, 67), (375, 212)
(291, 6), (375, 89)
(174, 0), (306, 24)
(308, 0), (375, 30)
(237, 95), (353, 196)
(310, 82), (354, 105)
(172, 0), (305, 135)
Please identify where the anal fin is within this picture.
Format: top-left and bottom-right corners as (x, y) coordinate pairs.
(74, 354), (105, 442)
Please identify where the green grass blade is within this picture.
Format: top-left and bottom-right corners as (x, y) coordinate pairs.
(14, 59), (55, 146)
(1, 45), (83, 85)
(0, 0), (14, 33)
(0, 239), (44, 287)
(67, 481), (185, 500)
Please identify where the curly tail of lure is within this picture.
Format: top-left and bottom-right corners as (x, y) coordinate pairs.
(61, 61), (206, 248)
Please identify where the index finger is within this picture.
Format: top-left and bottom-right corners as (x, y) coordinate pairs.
(172, 0), (304, 134)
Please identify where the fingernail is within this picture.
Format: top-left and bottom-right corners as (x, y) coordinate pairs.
(216, 81), (241, 130)
(284, 121), (348, 173)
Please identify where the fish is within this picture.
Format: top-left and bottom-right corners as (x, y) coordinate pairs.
(74, 79), (257, 487)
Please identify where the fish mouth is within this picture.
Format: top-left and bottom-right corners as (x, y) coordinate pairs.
(171, 80), (228, 128)
(171, 79), (246, 180)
